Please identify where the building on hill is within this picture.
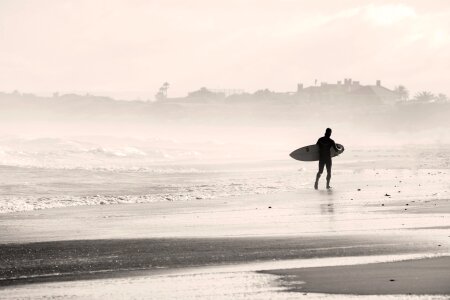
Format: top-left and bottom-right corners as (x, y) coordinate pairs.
(209, 88), (244, 97)
(296, 79), (400, 105)
(160, 79), (400, 104)
(187, 87), (225, 101)
(349, 81), (399, 105)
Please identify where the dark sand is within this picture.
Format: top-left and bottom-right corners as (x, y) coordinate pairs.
(264, 257), (450, 295)
(0, 235), (442, 287)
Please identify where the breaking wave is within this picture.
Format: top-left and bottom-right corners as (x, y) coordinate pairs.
(0, 137), (248, 170)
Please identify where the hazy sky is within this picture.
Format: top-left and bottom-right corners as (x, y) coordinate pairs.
(0, 0), (449, 100)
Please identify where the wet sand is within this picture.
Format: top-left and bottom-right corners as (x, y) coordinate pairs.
(1, 167), (449, 297)
(1, 235), (445, 287)
(264, 256), (450, 295)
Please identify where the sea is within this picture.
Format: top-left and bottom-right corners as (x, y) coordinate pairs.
(1, 136), (449, 214)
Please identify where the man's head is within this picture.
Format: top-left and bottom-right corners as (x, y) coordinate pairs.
(325, 128), (332, 137)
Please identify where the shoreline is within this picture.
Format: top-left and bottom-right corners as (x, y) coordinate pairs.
(1, 163), (449, 297)
(1, 235), (448, 287)
(1, 160), (449, 215)
(2, 250), (449, 297)
(2, 188), (450, 244)
(262, 256), (450, 295)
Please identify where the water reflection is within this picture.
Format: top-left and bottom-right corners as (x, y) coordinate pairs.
(319, 190), (335, 214)
(320, 200), (334, 214)
(318, 189), (336, 231)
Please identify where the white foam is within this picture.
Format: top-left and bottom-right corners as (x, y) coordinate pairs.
(0, 164), (306, 213)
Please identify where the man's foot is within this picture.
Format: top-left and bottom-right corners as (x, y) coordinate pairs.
(314, 182), (318, 190)
(326, 185), (332, 189)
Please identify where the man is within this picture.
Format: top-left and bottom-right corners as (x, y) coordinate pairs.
(314, 128), (340, 190)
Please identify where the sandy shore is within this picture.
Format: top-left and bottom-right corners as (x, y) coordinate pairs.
(263, 256), (450, 295)
(1, 166), (449, 298)
(2, 235), (446, 287)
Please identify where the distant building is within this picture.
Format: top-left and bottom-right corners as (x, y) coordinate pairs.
(349, 80), (399, 105)
(187, 87), (225, 100)
(162, 79), (400, 104)
(209, 89), (244, 97)
(296, 79), (400, 104)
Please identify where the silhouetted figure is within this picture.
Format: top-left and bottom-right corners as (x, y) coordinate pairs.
(314, 128), (340, 190)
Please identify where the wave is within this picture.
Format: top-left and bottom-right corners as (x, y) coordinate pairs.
(0, 182), (303, 214)
(0, 137), (217, 170)
(0, 165), (307, 214)
(0, 136), (285, 170)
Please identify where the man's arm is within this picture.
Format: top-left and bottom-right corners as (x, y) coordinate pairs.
(332, 140), (340, 152)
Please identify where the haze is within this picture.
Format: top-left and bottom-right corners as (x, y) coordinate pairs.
(1, 0), (449, 99)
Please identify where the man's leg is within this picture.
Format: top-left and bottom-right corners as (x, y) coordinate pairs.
(326, 159), (332, 189)
(315, 160), (325, 190)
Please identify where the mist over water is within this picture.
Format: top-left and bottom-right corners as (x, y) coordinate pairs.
(0, 91), (448, 213)
(1, 91), (449, 170)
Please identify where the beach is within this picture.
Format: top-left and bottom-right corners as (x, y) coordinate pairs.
(3, 0), (450, 297)
(1, 146), (450, 299)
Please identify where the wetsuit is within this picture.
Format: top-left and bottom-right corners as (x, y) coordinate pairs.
(316, 136), (339, 187)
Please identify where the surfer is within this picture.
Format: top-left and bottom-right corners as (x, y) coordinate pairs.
(314, 128), (341, 190)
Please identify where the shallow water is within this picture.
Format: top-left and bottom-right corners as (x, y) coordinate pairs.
(1, 144), (449, 214)
(1, 254), (448, 299)
(0, 161), (310, 213)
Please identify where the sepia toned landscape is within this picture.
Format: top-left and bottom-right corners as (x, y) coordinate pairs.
(1, 1), (449, 299)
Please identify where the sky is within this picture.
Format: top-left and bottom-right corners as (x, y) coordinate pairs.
(0, 0), (449, 100)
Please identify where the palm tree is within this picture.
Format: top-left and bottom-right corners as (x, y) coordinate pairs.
(155, 82), (170, 101)
(162, 82), (170, 92)
(436, 93), (448, 103)
(394, 85), (409, 101)
(413, 91), (435, 103)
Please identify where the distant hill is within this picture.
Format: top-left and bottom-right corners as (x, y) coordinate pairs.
(0, 91), (449, 132)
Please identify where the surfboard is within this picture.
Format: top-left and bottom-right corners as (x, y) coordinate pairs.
(290, 144), (344, 161)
